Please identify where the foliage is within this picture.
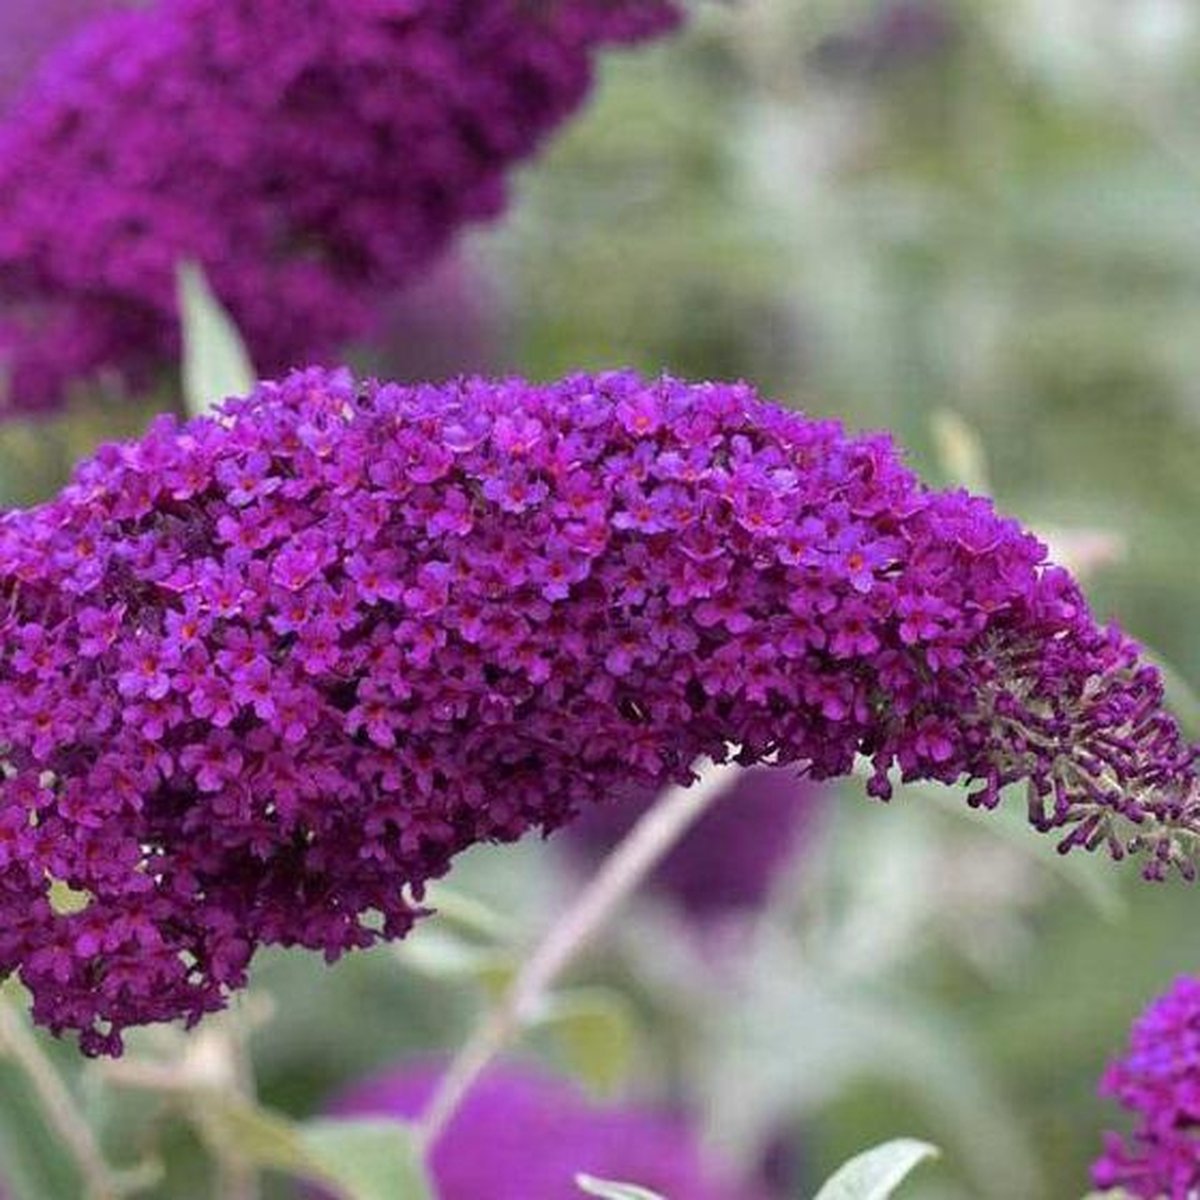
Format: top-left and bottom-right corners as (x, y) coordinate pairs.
(812, 1140), (939, 1200)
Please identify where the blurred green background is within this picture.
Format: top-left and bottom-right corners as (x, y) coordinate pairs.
(2, 1), (1199, 1197)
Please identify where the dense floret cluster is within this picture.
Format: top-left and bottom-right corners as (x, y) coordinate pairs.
(1094, 977), (1200, 1199)
(0, 0), (679, 414)
(323, 1059), (768, 1200)
(0, 368), (1195, 1054)
(566, 767), (825, 921)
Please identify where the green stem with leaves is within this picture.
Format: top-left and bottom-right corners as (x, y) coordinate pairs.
(415, 757), (743, 1154)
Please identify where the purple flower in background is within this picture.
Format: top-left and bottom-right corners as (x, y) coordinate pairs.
(367, 256), (505, 383)
(567, 769), (825, 921)
(0, 0), (679, 415)
(319, 1059), (768, 1200)
(0, 368), (1194, 1055)
(1093, 976), (1200, 1199)
(0, 0), (122, 110)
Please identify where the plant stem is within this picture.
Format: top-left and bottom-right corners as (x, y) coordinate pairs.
(0, 998), (120, 1200)
(415, 757), (742, 1154)
(213, 1013), (261, 1200)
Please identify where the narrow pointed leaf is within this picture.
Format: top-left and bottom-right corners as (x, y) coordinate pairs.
(394, 926), (517, 997)
(813, 1139), (939, 1200)
(577, 1173), (666, 1200)
(177, 260), (255, 417)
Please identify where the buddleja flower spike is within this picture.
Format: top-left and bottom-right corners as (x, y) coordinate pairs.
(1, 369), (1194, 1053)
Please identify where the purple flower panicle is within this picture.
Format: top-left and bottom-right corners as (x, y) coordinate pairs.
(0, 0), (679, 415)
(566, 768), (825, 921)
(0, 368), (1194, 1054)
(321, 1059), (767, 1200)
(1094, 977), (1200, 1199)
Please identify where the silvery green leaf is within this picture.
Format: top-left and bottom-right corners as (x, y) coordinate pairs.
(194, 1098), (433, 1199)
(424, 883), (517, 942)
(930, 409), (990, 492)
(177, 261), (255, 417)
(812, 1139), (939, 1200)
(300, 1118), (435, 1200)
(394, 926), (517, 998)
(577, 1173), (666, 1200)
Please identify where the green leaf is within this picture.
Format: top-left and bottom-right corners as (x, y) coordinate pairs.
(194, 1099), (433, 1200)
(300, 1118), (435, 1200)
(812, 1139), (939, 1200)
(176, 260), (255, 417)
(537, 987), (636, 1098)
(394, 926), (517, 998)
(193, 1097), (323, 1177)
(425, 883), (516, 942)
(47, 880), (92, 916)
(576, 1173), (666, 1200)
(930, 410), (990, 492)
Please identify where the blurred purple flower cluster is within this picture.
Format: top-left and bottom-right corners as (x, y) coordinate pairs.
(1094, 977), (1200, 1199)
(321, 1059), (768, 1200)
(0, 367), (1192, 1054)
(368, 255), (505, 383)
(0, 0), (678, 415)
(0, 0), (120, 109)
(566, 768), (825, 922)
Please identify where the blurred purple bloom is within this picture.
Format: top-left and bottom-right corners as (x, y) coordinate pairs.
(0, 368), (1194, 1055)
(0, 0), (121, 110)
(320, 1059), (768, 1200)
(0, 0), (679, 415)
(367, 255), (505, 382)
(1094, 977), (1200, 1199)
(566, 769), (825, 921)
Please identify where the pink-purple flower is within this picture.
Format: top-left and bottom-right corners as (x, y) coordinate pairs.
(319, 1059), (769, 1200)
(1093, 976), (1200, 1199)
(0, 368), (1194, 1055)
(566, 768), (826, 922)
(0, 0), (679, 415)
(0, 0), (118, 110)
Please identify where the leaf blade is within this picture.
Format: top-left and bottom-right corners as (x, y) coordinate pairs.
(177, 260), (255, 417)
(813, 1139), (939, 1200)
(193, 1099), (434, 1200)
(577, 1172), (666, 1200)
(301, 1118), (435, 1200)
(537, 987), (636, 1098)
